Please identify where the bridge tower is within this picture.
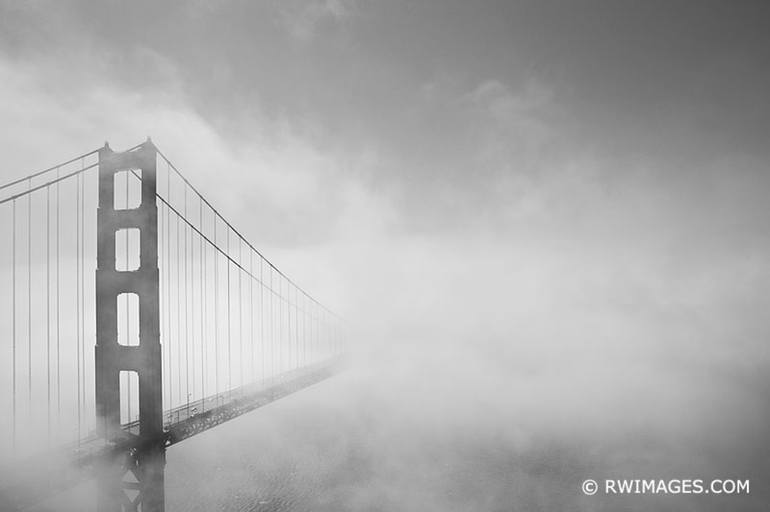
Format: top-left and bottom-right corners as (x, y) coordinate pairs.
(95, 140), (165, 512)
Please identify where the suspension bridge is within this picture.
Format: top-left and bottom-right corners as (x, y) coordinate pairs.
(0, 139), (346, 511)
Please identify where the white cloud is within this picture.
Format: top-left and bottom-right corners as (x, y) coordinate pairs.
(0, 53), (395, 316)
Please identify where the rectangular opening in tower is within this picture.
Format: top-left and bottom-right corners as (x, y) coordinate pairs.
(114, 168), (142, 210)
(116, 228), (141, 271)
(117, 292), (140, 346)
(119, 370), (140, 432)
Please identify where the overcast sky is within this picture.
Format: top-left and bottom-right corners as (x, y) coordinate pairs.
(1, 2), (770, 507)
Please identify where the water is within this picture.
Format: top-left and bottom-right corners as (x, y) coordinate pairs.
(26, 368), (770, 511)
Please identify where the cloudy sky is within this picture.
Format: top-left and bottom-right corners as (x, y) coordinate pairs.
(1, 1), (770, 509)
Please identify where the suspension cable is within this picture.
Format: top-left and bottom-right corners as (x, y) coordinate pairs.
(153, 146), (340, 320)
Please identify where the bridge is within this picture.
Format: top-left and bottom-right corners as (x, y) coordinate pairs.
(0, 140), (346, 511)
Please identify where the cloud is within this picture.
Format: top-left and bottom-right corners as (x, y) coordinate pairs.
(1, 4), (770, 507)
(467, 79), (550, 119)
(281, 0), (359, 42)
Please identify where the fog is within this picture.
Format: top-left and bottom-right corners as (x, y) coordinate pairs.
(2, 1), (770, 510)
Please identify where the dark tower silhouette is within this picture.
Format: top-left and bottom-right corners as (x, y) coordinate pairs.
(95, 140), (164, 511)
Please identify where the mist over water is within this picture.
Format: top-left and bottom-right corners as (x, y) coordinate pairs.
(16, 157), (770, 510)
(2, 1), (770, 510)
(164, 182), (768, 511)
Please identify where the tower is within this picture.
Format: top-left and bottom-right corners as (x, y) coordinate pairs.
(95, 140), (164, 511)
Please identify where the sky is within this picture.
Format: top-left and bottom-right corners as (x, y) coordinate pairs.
(1, 1), (770, 510)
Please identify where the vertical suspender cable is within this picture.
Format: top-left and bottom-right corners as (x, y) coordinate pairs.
(12, 199), (17, 453)
(239, 240), (243, 389)
(55, 169), (60, 437)
(260, 258), (264, 385)
(270, 267), (274, 382)
(176, 208), (181, 408)
(279, 274), (283, 375)
(165, 165), (171, 413)
(76, 174), (81, 443)
(250, 251), (254, 385)
(297, 293), (305, 366)
(200, 197), (205, 410)
(159, 186), (165, 412)
(184, 188), (190, 411)
(27, 181), (32, 416)
(287, 281), (292, 370)
(46, 185), (51, 446)
(214, 218), (219, 403)
(226, 229), (231, 398)
(81, 168), (86, 433)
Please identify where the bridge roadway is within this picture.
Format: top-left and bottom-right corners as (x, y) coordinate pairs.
(0, 358), (343, 512)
